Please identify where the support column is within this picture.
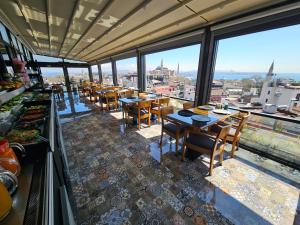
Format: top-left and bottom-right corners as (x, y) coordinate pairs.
(195, 28), (217, 106)
(62, 62), (71, 92)
(97, 63), (103, 83)
(88, 65), (93, 82)
(137, 51), (146, 91)
(111, 59), (118, 86)
(0, 52), (8, 74)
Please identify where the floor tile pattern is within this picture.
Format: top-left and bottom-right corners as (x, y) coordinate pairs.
(61, 108), (300, 225)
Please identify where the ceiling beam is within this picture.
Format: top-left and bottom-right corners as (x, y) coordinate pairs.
(0, 8), (36, 53)
(46, 0), (51, 52)
(73, 0), (152, 59)
(58, 0), (80, 57)
(64, 0), (115, 58)
(78, 0), (194, 60)
(15, 0), (40, 48)
(85, 0), (237, 62)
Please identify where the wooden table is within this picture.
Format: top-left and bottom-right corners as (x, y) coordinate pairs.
(119, 95), (158, 121)
(167, 107), (237, 129)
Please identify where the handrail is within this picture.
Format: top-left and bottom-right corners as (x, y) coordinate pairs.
(42, 151), (54, 225)
(49, 93), (55, 151)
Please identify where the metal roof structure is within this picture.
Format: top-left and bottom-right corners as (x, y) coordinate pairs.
(0, 0), (288, 62)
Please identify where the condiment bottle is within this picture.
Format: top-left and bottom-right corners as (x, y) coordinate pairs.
(0, 181), (12, 221)
(0, 140), (21, 176)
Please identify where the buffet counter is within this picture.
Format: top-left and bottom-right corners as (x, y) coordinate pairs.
(0, 88), (75, 225)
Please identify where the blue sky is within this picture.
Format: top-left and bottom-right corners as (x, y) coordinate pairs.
(40, 23), (300, 76)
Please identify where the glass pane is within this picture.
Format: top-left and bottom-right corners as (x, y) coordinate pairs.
(240, 114), (300, 165)
(40, 67), (65, 86)
(64, 59), (86, 63)
(116, 57), (137, 88)
(68, 68), (89, 83)
(145, 44), (200, 100)
(33, 54), (62, 62)
(91, 65), (99, 82)
(211, 24), (300, 111)
(0, 23), (9, 43)
(101, 62), (113, 85)
(0, 40), (9, 61)
(10, 34), (18, 50)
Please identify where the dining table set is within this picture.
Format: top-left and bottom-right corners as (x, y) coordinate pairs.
(79, 82), (250, 175)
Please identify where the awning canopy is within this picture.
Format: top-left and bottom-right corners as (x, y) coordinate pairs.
(0, 0), (286, 63)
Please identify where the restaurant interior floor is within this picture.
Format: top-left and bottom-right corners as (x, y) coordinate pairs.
(56, 92), (300, 225)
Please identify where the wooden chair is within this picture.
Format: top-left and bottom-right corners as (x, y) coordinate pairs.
(103, 91), (119, 111)
(182, 122), (231, 176)
(160, 106), (186, 156)
(128, 100), (152, 129)
(119, 89), (134, 98)
(138, 92), (148, 99)
(150, 97), (170, 123)
(226, 111), (251, 157)
(183, 102), (194, 109)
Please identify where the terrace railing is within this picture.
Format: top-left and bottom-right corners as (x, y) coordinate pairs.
(166, 96), (300, 169)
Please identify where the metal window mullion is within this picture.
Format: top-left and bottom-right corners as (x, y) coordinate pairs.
(62, 61), (71, 91)
(111, 59), (118, 86)
(88, 65), (93, 82)
(195, 28), (218, 106)
(137, 51), (145, 92)
(97, 63), (103, 83)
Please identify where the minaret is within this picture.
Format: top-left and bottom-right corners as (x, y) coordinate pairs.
(177, 63), (180, 75)
(267, 60), (274, 78)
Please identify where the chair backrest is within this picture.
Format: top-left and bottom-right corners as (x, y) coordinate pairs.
(105, 91), (118, 101)
(232, 111), (251, 136)
(183, 102), (194, 109)
(120, 89), (134, 98)
(158, 97), (170, 106)
(138, 100), (152, 109)
(215, 122), (231, 140)
(138, 92), (148, 98)
(160, 106), (174, 126)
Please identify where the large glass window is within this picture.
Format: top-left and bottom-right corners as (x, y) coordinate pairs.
(0, 23), (9, 43)
(101, 62), (113, 85)
(33, 54), (62, 62)
(91, 65), (99, 82)
(116, 57), (137, 88)
(210, 24), (300, 108)
(40, 67), (65, 86)
(145, 44), (201, 100)
(68, 67), (89, 84)
(210, 24), (300, 167)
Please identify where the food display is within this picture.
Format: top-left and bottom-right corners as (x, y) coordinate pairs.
(6, 129), (40, 145)
(32, 93), (50, 101)
(24, 105), (47, 115)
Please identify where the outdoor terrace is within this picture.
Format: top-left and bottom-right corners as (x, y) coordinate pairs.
(56, 91), (300, 225)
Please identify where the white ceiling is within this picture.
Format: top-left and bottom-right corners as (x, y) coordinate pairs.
(0, 0), (288, 62)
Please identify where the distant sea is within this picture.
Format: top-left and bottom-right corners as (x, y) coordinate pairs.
(180, 71), (300, 81)
(41, 69), (300, 81)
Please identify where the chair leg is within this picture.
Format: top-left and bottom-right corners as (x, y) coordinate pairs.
(181, 144), (187, 161)
(231, 141), (237, 158)
(209, 152), (215, 176)
(158, 114), (161, 123)
(175, 136), (179, 156)
(219, 148), (224, 166)
(160, 132), (163, 146)
(148, 115), (151, 127)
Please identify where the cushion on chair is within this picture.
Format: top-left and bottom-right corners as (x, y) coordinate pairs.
(129, 108), (149, 115)
(188, 133), (222, 150)
(151, 107), (159, 111)
(163, 122), (186, 134)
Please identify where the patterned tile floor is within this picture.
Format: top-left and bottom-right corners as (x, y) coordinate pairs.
(58, 94), (300, 225)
